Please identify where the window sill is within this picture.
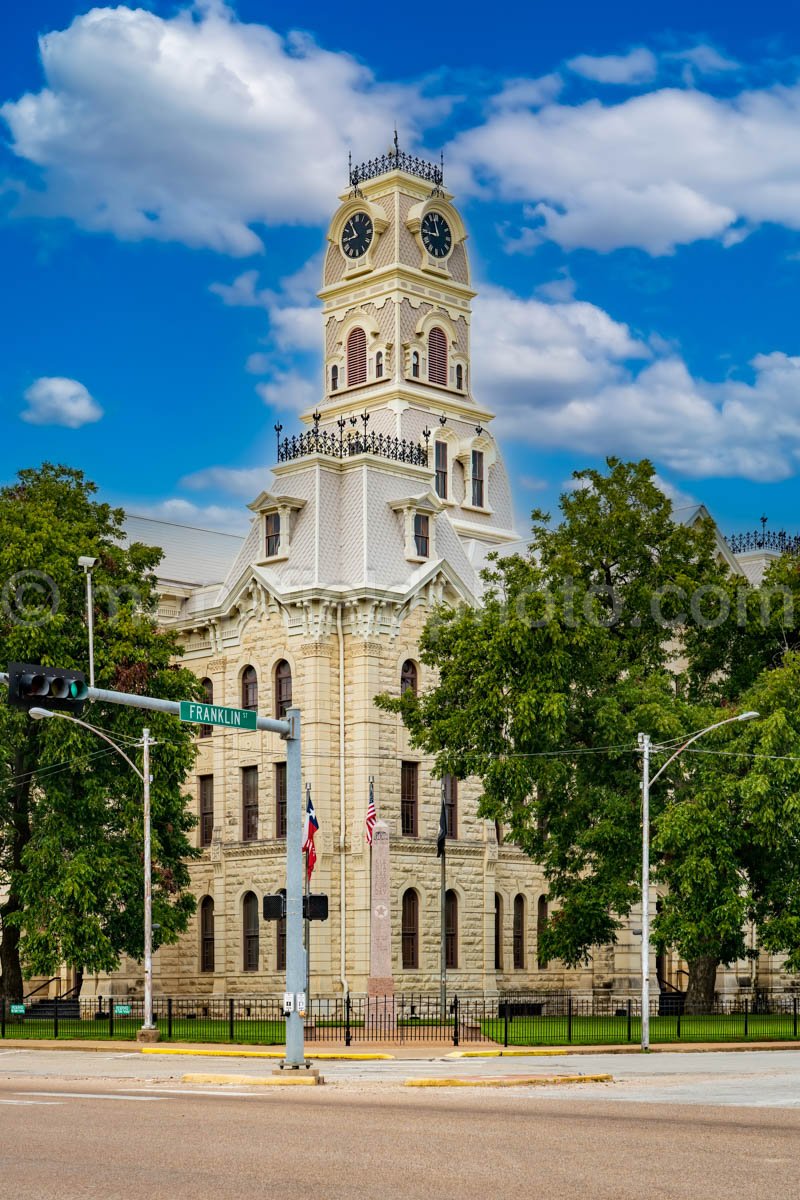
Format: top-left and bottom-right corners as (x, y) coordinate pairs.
(256, 553), (288, 566)
(460, 502), (493, 516)
(406, 554), (430, 565)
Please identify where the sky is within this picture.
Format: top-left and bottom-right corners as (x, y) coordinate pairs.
(2, 0), (800, 539)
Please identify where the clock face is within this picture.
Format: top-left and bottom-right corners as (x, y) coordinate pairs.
(341, 211), (374, 259)
(421, 210), (452, 258)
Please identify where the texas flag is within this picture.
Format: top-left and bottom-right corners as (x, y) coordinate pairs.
(302, 793), (319, 880)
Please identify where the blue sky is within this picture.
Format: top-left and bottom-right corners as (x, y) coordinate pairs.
(2, 0), (800, 537)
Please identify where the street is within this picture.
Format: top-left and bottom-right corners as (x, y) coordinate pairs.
(2, 1048), (800, 1199)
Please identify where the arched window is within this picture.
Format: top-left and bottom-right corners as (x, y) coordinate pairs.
(456, 364), (464, 390)
(443, 774), (457, 839)
(347, 327), (367, 386)
(513, 894), (526, 970)
(434, 440), (448, 499)
(402, 888), (419, 969)
(242, 766), (258, 842)
(494, 894), (503, 970)
(428, 327), (447, 386)
(243, 891), (259, 971)
(411, 350), (420, 379)
(199, 678), (213, 738)
(241, 665), (258, 711)
(471, 449), (485, 508)
(537, 895), (549, 970)
(375, 350), (384, 379)
(200, 896), (215, 973)
(277, 888), (287, 972)
(400, 659), (418, 695)
(445, 890), (458, 969)
(331, 364), (339, 391)
(274, 659), (292, 719)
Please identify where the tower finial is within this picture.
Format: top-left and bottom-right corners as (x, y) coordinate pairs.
(394, 127), (400, 157)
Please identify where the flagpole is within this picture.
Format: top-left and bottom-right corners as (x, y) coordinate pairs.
(440, 780), (446, 1015)
(304, 782), (311, 1002)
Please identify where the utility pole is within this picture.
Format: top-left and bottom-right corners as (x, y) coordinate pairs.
(142, 728), (154, 1033)
(638, 732), (651, 1052)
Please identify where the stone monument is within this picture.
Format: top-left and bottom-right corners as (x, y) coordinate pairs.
(366, 820), (395, 1035)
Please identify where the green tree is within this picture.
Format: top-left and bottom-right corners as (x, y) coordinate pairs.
(0, 463), (200, 999)
(377, 458), (776, 1009)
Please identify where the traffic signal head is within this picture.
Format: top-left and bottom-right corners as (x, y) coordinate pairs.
(7, 663), (88, 714)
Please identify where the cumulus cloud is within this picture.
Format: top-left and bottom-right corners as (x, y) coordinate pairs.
(670, 45), (740, 75)
(179, 465), (273, 498)
(567, 47), (657, 85)
(20, 376), (103, 427)
(451, 79), (800, 254)
(472, 288), (800, 482)
(1, 3), (440, 254)
(256, 371), (317, 414)
(132, 497), (251, 534)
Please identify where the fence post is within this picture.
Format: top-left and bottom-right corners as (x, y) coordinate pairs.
(627, 999), (632, 1043)
(345, 994), (351, 1048)
(53, 996), (59, 1040)
(229, 998), (235, 1042)
(504, 1002), (509, 1048)
(167, 997), (173, 1040)
(1, 999), (5, 1039)
(567, 994), (573, 1044)
(794, 996), (797, 1040)
(676, 1005), (681, 1039)
(453, 995), (460, 1047)
(744, 997), (748, 1038)
(109, 1001), (114, 1038)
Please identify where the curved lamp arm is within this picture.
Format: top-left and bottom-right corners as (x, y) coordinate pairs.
(28, 707), (144, 781)
(650, 711), (759, 789)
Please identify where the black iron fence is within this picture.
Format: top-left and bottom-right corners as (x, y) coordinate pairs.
(2, 993), (799, 1047)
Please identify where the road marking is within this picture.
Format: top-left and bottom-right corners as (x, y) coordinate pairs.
(0, 1098), (62, 1106)
(134, 1088), (292, 1098)
(14, 1091), (163, 1102)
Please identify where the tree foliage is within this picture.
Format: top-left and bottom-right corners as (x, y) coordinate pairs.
(0, 463), (200, 998)
(378, 458), (800, 1008)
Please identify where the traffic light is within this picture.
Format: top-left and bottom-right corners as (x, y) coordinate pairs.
(6, 663), (89, 714)
(263, 894), (285, 921)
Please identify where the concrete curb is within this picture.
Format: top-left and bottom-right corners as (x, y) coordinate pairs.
(182, 1072), (322, 1087)
(143, 1047), (394, 1061)
(447, 1049), (569, 1059)
(404, 1073), (613, 1089)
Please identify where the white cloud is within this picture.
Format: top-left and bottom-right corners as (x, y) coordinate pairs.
(518, 474), (549, 491)
(451, 79), (800, 254)
(490, 74), (563, 109)
(256, 371), (317, 414)
(179, 465), (272, 498)
(1, 3), (440, 255)
(475, 288), (800, 482)
(652, 474), (698, 509)
(20, 376), (103, 428)
(567, 48), (657, 85)
(670, 45), (739, 75)
(133, 497), (251, 534)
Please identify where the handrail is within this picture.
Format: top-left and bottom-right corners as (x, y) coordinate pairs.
(23, 976), (60, 1001)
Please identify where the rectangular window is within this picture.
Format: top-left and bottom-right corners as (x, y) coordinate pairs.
(471, 451), (485, 508)
(443, 774), (457, 839)
(275, 762), (287, 839)
(199, 775), (214, 847)
(242, 765), (258, 842)
(265, 512), (281, 558)
(413, 513), (429, 558)
(401, 761), (418, 837)
(434, 441), (448, 499)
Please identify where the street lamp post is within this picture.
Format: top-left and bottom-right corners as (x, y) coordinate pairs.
(28, 707), (157, 1038)
(637, 711), (759, 1050)
(77, 557), (97, 689)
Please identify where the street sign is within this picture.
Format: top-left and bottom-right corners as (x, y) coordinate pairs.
(179, 700), (258, 731)
(10, 1004), (25, 1015)
(114, 1004), (132, 1015)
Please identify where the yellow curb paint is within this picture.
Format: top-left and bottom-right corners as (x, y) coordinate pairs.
(404, 1073), (613, 1089)
(141, 1048), (393, 1061)
(448, 1049), (569, 1059)
(181, 1073), (321, 1086)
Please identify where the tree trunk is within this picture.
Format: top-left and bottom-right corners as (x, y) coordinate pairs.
(0, 744), (35, 1001)
(0, 908), (23, 1001)
(685, 955), (719, 1013)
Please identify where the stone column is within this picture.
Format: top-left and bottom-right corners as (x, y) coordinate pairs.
(367, 820), (395, 1035)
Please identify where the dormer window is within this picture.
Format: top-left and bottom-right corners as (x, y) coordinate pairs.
(331, 365), (339, 391)
(347, 327), (367, 386)
(414, 513), (430, 558)
(265, 512), (281, 558)
(434, 441), (448, 500)
(411, 350), (420, 378)
(428, 327), (447, 386)
(375, 351), (384, 379)
(471, 450), (485, 508)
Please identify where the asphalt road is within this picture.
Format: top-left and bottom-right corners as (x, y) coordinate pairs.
(2, 1049), (799, 1199)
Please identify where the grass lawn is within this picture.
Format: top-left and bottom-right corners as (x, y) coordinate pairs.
(480, 1013), (800, 1046)
(1, 1017), (288, 1044)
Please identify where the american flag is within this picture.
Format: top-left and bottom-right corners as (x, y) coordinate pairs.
(365, 779), (377, 846)
(302, 792), (319, 880)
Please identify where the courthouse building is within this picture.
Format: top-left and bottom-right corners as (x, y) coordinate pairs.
(101, 149), (787, 1002)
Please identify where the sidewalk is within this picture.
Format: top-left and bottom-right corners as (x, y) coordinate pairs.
(2, 1037), (800, 1059)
